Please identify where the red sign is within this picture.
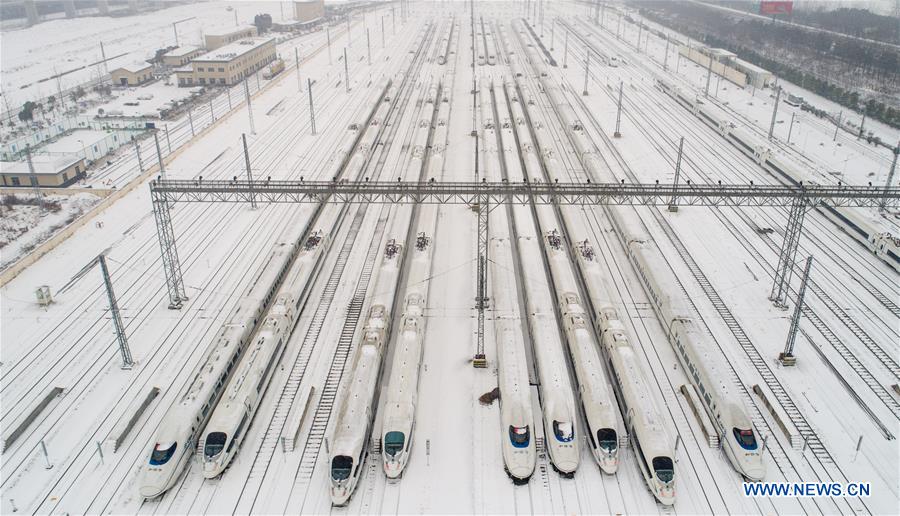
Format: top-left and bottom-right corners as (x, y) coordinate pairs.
(760, 1), (793, 15)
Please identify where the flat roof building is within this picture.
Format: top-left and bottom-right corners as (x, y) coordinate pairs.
(0, 154), (87, 188)
(111, 62), (153, 87)
(204, 25), (258, 50)
(175, 37), (277, 87)
(729, 57), (775, 88)
(161, 46), (203, 67)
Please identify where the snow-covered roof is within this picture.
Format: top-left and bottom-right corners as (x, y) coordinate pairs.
(163, 45), (200, 57)
(204, 25), (256, 37)
(192, 37), (275, 63)
(730, 57), (771, 76)
(115, 62), (152, 74)
(0, 154), (83, 176)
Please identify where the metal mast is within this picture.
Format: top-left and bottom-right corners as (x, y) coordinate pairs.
(779, 256), (813, 366)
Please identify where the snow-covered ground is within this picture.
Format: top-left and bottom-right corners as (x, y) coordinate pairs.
(0, 2), (897, 515)
(98, 80), (204, 119)
(0, 192), (102, 268)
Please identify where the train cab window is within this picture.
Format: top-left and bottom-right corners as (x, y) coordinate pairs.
(652, 457), (675, 483)
(508, 425), (530, 448)
(733, 428), (759, 450)
(149, 442), (178, 465)
(552, 420), (575, 443)
(384, 431), (405, 457)
(204, 432), (227, 458)
(597, 428), (617, 452)
(331, 455), (353, 481)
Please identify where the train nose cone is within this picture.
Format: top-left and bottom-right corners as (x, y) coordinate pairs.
(331, 486), (350, 506)
(138, 473), (167, 499)
(553, 458), (578, 475)
(658, 486), (676, 506)
(599, 456), (619, 475)
(202, 460), (220, 479)
(383, 458), (403, 479)
(507, 461), (534, 481)
(742, 462), (766, 482)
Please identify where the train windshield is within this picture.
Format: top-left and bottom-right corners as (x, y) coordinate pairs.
(204, 432), (227, 459)
(597, 428), (617, 452)
(553, 421), (575, 443)
(149, 442), (177, 465)
(652, 457), (675, 484)
(508, 425), (530, 448)
(733, 428), (759, 450)
(384, 431), (405, 457)
(331, 455), (353, 481)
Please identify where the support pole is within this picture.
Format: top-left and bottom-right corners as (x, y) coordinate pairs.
(132, 136), (143, 172)
(582, 51), (590, 96)
(153, 131), (165, 178)
(41, 440), (52, 469)
(347, 14), (352, 47)
(209, 98), (215, 122)
(563, 30), (569, 68)
(366, 28), (372, 66)
(151, 189), (187, 309)
(172, 22), (179, 46)
(295, 48), (301, 91)
(98, 254), (134, 369)
(881, 142), (899, 211)
(636, 21), (642, 52)
(833, 110), (842, 142)
(787, 112), (795, 145)
(857, 113), (866, 140)
(100, 41), (109, 76)
(769, 197), (807, 309)
(164, 124), (171, 154)
(308, 78), (317, 135)
(551, 17), (555, 50)
(227, 87), (232, 110)
(614, 80), (623, 138)
(188, 109), (195, 136)
(473, 193), (488, 369)
(779, 255), (812, 366)
(668, 137), (684, 212)
(343, 48), (350, 93)
(382, 15), (385, 48)
(768, 86), (781, 140)
(704, 56), (713, 98)
(242, 133), (257, 210)
(616, 13), (621, 40)
(663, 33), (670, 71)
(327, 25), (333, 65)
(24, 145), (44, 210)
(243, 78), (255, 135)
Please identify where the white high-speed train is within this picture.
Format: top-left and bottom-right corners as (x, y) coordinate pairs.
(381, 83), (443, 479)
(201, 227), (331, 478)
(655, 77), (899, 272)
(329, 238), (404, 506)
(138, 79), (393, 499)
(488, 81), (580, 476)
(501, 77), (621, 474)
(616, 216), (766, 481)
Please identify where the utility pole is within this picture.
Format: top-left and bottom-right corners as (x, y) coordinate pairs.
(132, 136), (143, 172)
(614, 81), (623, 138)
(381, 15), (385, 48)
(881, 142), (899, 211)
(187, 109), (195, 136)
(616, 13), (621, 40)
(327, 25), (333, 65)
(164, 124), (171, 154)
(172, 22), (179, 46)
(833, 110), (842, 142)
(98, 254), (134, 369)
(343, 48), (350, 92)
(582, 51), (590, 96)
(153, 131), (166, 178)
(308, 78), (316, 135)
(295, 47), (302, 91)
(242, 133), (257, 210)
(663, 34), (670, 71)
(243, 78), (255, 135)
(787, 112), (795, 145)
(563, 30), (569, 68)
(778, 256), (812, 367)
(668, 137), (684, 212)
(704, 56), (713, 97)
(99, 41), (109, 76)
(768, 86), (782, 140)
(209, 98), (215, 123)
(636, 21), (642, 52)
(366, 28), (372, 66)
(550, 17), (555, 50)
(24, 145), (44, 210)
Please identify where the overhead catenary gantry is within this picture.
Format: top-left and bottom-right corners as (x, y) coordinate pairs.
(148, 178), (899, 312)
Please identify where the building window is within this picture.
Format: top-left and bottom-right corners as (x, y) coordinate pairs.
(62, 172), (69, 181)
(11, 177), (20, 186)
(75, 165), (81, 173)
(218, 67), (224, 72)
(197, 67), (203, 72)
(200, 78), (206, 84)
(219, 78), (225, 84)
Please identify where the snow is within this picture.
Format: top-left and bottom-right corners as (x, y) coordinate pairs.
(0, 192), (102, 268)
(98, 81), (203, 119)
(0, 2), (897, 516)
